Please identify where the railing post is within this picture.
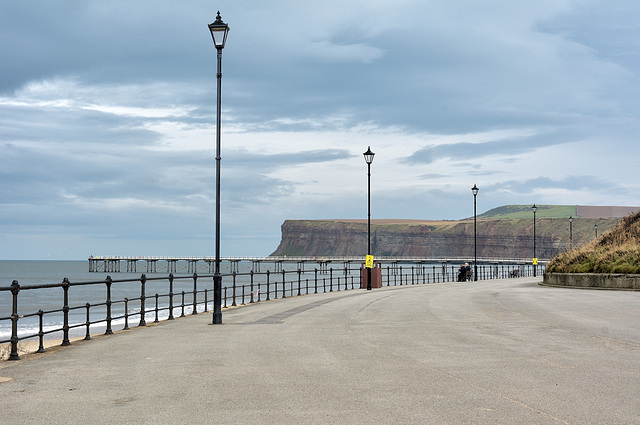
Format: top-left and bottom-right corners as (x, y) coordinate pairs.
(344, 266), (348, 291)
(123, 298), (130, 330)
(105, 275), (113, 335)
(85, 303), (92, 340)
(62, 278), (71, 346)
(241, 284), (246, 305)
(314, 268), (318, 294)
(232, 272), (237, 306)
(9, 280), (21, 360)
(281, 269), (286, 298)
(138, 274), (147, 326)
(154, 294), (160, 323)
(256, 280), (261, 302)
(192, 273), (199, 314)
(181, 291), (186, 317)
(266, 270), (271, 301)
(204, 288), (209, 312)
(168, 273), (175, 320)
(329, 268), (333, 292)
(37, 309), (46, 353)
(298, 269), (302, 296)
(250, 270), (255, 303)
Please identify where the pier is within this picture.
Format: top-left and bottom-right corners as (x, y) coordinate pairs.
(88, 255), (546, 274)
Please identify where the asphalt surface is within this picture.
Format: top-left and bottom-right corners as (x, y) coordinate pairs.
(1, 277), (639, 424)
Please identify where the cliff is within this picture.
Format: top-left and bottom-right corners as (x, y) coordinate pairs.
(270, 205), (632, 259)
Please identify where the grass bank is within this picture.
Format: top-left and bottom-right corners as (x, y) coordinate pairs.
(546, 211), (640, 274)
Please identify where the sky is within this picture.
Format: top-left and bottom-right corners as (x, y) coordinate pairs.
(1, 0), (640, 260)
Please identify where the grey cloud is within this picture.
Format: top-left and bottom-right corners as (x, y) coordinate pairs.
(496, 175), (625, 195)
(403, 130), (579, 165)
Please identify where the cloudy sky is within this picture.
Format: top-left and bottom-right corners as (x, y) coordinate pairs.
(1, 0), (640, 260)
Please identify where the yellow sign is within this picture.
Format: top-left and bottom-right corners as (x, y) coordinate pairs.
(365, 255), (374, 268)
(533, 258), (538, 265)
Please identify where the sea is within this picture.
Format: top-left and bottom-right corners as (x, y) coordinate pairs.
(0, 259), (364, 343)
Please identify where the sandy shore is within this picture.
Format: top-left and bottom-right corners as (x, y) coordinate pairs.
(0, 335), (93, 362)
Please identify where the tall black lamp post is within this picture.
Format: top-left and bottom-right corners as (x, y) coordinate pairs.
(363, 146), (375, 290)
(532, 204), (537, 277)
(208, 11), (230, 325)
(569, 215), (573, 249)
(595, 223), (598, 238)
(471, 184), (479, 281)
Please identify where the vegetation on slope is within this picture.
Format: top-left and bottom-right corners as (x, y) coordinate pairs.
(477, 205), (577, 219)
(546, 212), (640, 274)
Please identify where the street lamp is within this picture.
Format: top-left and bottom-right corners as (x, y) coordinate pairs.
(569, 216), (573, 249)
(471, 184), (479, 281)
(532, 204), (537, 277)
(595, 223), (598, 238)
(363, 146), (375, 290)
(208, 11), (230, 325)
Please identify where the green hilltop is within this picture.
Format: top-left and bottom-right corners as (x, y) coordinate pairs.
(477, 205), (577, 220)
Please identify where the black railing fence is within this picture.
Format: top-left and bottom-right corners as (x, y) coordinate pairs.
(0, 262), (535, 360)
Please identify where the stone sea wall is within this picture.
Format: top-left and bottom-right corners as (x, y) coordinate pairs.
(543, 273), (640, 290)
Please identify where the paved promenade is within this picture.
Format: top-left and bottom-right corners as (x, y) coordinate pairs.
(1, 277), (639, 424)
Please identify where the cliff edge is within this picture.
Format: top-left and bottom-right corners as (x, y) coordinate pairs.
(270, 205), (636, 259)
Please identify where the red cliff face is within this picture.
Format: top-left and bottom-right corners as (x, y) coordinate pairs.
(270, 218), (619, 259)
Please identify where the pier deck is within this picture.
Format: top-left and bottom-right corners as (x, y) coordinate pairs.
(88, 255), (546, 273)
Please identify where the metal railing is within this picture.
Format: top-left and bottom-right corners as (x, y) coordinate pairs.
(1, 262), (533, 361)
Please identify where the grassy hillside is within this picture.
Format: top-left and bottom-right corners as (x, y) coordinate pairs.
(546, 211), (640, 274)
(478, 205), (577, 219)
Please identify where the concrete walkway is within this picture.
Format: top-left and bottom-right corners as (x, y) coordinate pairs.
(1, 277), (639, 424)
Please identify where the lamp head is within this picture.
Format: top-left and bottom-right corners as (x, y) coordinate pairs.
(532, 204), (537, 214)
(471, 184), (479, 196)
(208, 11), (230, 49)
(363, 146), (375, 165)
